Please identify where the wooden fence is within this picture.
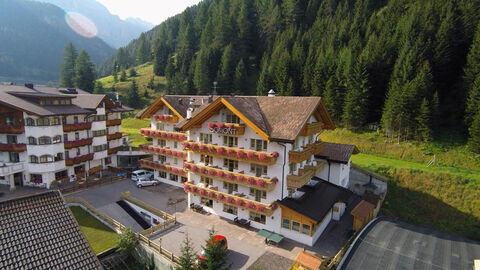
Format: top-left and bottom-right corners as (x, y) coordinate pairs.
(65, 197), (126, 231)
(137, 233), (182, 265)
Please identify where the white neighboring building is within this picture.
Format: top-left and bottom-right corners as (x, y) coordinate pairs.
(0, 84), (132, 190)
(138, 94), (359, 246)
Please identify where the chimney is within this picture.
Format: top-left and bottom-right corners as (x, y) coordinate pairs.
(24, 83), (34, 89)
(186, 98), (195, 119)
(268, 89), (276, 97)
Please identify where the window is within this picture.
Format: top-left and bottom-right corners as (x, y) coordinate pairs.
(156, 123), (164, 130)
(159, 171), (167, 178)
(75, 132), (80, 140)
(174, 141), (178, 148)
(158, 155), (166, 164)
(65, 151), (70, 159)
(200, 197), (213, 207)
(249, 212), (266, 224)
(200, 176), (213, 186)
(249, 188), (266, 201)
(223, 204), (238, 215)
(76, 148), (81, 155)
(289, 163), (297, 174)
(7, 135), (17, 144)
(173, 158), (178, 165)
(158, 139), (166, 147)
(5, 117), (15, 126)
(282, 218), (290, 229)
(45, 99), (52, 105)
(55, 170), (68, 180)
(54, 153), (63, 161)
(38, 136), (52, 145)
(200, 154), (213, 165)
(52, 117), (60, 125)
(291, 221), (300, 232)
(105, 157), (112, 165)
(93, 144), (107, 152)
(226, 111), (240, 123)
(93, 129), (107, 137)
(74, 116), (79, 124)
(30, 174), (42, 183)
(26, 118), (35, 126)
(9, 152), (19, 162)
(30, 155), (39, 163)
(223, 182), (238, 194)
(96, 115), (106, 121)
(37, 118), (50, 126)
(181, 176), (188, 183)
(223, 136), (238, 147)
(301, 224), (311, 235)
(40, 155), (53, 163)
(223, 159), (238, 171)
(250, 164), (267, 177)
(52, 135), (62, 144)
(250, 139), (267, 151)
(63, 133), (68, 142)
(200, 133), (212, 144)
(169, 174), (178, 182)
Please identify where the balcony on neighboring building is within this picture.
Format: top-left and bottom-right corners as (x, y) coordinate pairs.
(299, 122), (324, 136)
(107, 132), (123, 141)
(206, 122), (246, 136)
(64, 138), (93, 149)
(183, 181), (278, 216)
(289, 141), (324, 163)
(183, 142), (279, 166)
(107, 146), (123, 155)
(183, 161), (277, 191)
(106, 119), (122, 127)
(88, 165), (103, 175)
(153, 114), (179, 123)
(139, 158), (187, 177)
(65, 153), (94, 166)
(0, 125), (24, 134)
(0, 162), (25, 177)
(0, 143), (26, 153)
(63, 122), (92, 132)
(139, 128), (186, 141)
(139, 144), (187, 159)
(287, 162), (324, 189)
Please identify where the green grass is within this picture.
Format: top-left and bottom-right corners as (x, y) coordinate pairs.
(121, 117), (150, 147)
(70, 206), (118, 254)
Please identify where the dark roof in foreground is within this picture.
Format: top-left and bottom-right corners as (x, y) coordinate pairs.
(277, 179), (360, 222)
(315, 142), (359, 164)
(0, 191), (103, 270)
(338, 217), (480, 270)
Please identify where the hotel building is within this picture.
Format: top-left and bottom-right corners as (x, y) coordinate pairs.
(138, 93), (360, 246)
(0, 84), (132, 190)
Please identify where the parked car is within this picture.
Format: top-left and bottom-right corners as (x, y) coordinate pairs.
(136, 177), (160, 188)
(131, 169), (153, 181)
(196, 235), (228, 265)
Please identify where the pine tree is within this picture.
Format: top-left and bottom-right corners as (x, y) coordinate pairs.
(129, 68), (137, 77)
(176, 233), (196, 270)
(415, 98), (432, 142)
(194, 49), (212, 94)
(120, 70), (127, 82)
(323, 76), (340, 121)
(432, 91), (440, 130)
(198, 227), (230, 270)
(233, 59), (247, 94)
(112, 61), (118, 83)
(468, 111), (480, 153)
(217, 45), (235, 94)
(342, 60), (369, 129)
(93, 81), (104, 94)
(147, 76), (155, 90)
(465, 75), (480, 127)
(463, 22), (480, 93)
(126, 80), (140, 108)
(73, 50), (95, 92)
(60, 43), (77, 88)
(136, 33), (150, 65)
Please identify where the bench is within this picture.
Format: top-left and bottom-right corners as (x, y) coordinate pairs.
(189, 203), (204, 213)
(234, 217), (251, 228)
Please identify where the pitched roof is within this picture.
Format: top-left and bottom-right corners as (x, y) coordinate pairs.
(0, 191), (103, 270)
(295, 251), (323, 270)
(277, 179), (360, 223)
(138, 95), (212, 119)
(338, 217), (480, 270)
(315, 142), (359, 164)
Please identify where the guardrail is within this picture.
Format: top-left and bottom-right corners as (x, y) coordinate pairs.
(65, 197), (126, 231)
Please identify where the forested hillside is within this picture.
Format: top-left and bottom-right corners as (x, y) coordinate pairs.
(99, 0), (480, 147)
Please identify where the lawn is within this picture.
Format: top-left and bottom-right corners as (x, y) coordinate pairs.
(70, 206), (119, 254)
(121, 117), (150, 147)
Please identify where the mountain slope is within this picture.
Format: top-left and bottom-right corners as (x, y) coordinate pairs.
(34, 0), (154, 48)
(0, 0), (114, 83)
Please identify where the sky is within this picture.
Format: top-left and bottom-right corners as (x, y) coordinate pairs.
(96, 0), (202, 25)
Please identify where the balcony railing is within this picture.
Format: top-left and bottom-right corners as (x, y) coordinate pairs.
(183, 161), (277, 191)
(107, 132), (123, 141)
(182, 142), (279, 166)
(0, 125), (24, 134)
(0, 143), (26, 152)
(140, 128), (186, 142)
(64, 138), (93, 149)
(63, 122), (92, 132)
(287, 162), (324, 189)
(154, 114), (179, 123)
(88, 165), (103, 175)
(139, 144), (187, 159)
(0, 162), (25, 176)
(139, 158), (187, 177)
(206, 122), (246, 136)
(107, 146), (123, 155)
(65, 153), (94, 166)
(183, 181), (277, 216)
(289, 141), (324, 163)
(106, 119), (122, 126)
(299, 122), (324, 136)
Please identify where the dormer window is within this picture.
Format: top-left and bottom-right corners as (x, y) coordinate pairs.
(226, 112), (240, 124)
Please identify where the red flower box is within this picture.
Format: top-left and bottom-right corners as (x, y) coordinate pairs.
(247, 152), (255, 158)
(246, 202), (255, 209)
(226, 174), (234, 180)
(183, 186), (189, 192)
(246, 178), (255, 185)
(226, 149), (234, 154)
(217, 148), (224, 154)
(256, 205), (266, 212)
(207, 123), (215, 129)
(199, 190), (206, 196)
(256, 180), (265, 187)
(216, 123), (224, 129)
(199, 144), (205, 150)
(216, 171), (224, 177)
(208, 170), (215, 176)
(161, 133), (167, 138)
(208, 146), (215, 152)
(191, 166), (198, 172)
(217, 194), (224, 200)
(199, 168), (206, 174)
(271, 152), (279, 158)
(259, 154), (267, 161)
(236, 151), (244, 158)
(236, 175), (244, 182)
(235, 200), (244, 206)
(184, 163), (190, 169)
(226, 197), (233, 203)
(209, 192), (215, 198)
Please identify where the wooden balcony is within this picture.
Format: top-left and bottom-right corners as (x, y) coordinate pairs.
(139, 128), (186, 142)
(106, 119), (122, 126)
(154, 114), (179, 123)
(107, 146), (123, 155)
(65, 153), (94, 166)
(183, 142), (279, 166)
(0, 125), (24, 134)
(183, 181), (277, 216)
(289, 141), (324, 163)
(63, 122), (92, 132)
(88, 165), (103, 175)
(139, 144), (187, 159)
(139, 158), (187, 177)
(183, 161), (277, 191)
(107, 132), (123, 141)
(299, 122), (324, 136)
(64, 138), (93, 149)
(206, 122), (246, 136)
(0, 143), (26, 152)
(287, 162), (324, 189)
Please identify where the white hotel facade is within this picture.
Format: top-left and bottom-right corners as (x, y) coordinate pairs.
(0, 84), (131, 190)
(139, 94), (359, 246)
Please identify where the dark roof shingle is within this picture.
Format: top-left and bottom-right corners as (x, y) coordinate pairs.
(315, 142), (358, 164)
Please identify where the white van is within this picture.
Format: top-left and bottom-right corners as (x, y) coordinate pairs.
(131, 170), (153, 181)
